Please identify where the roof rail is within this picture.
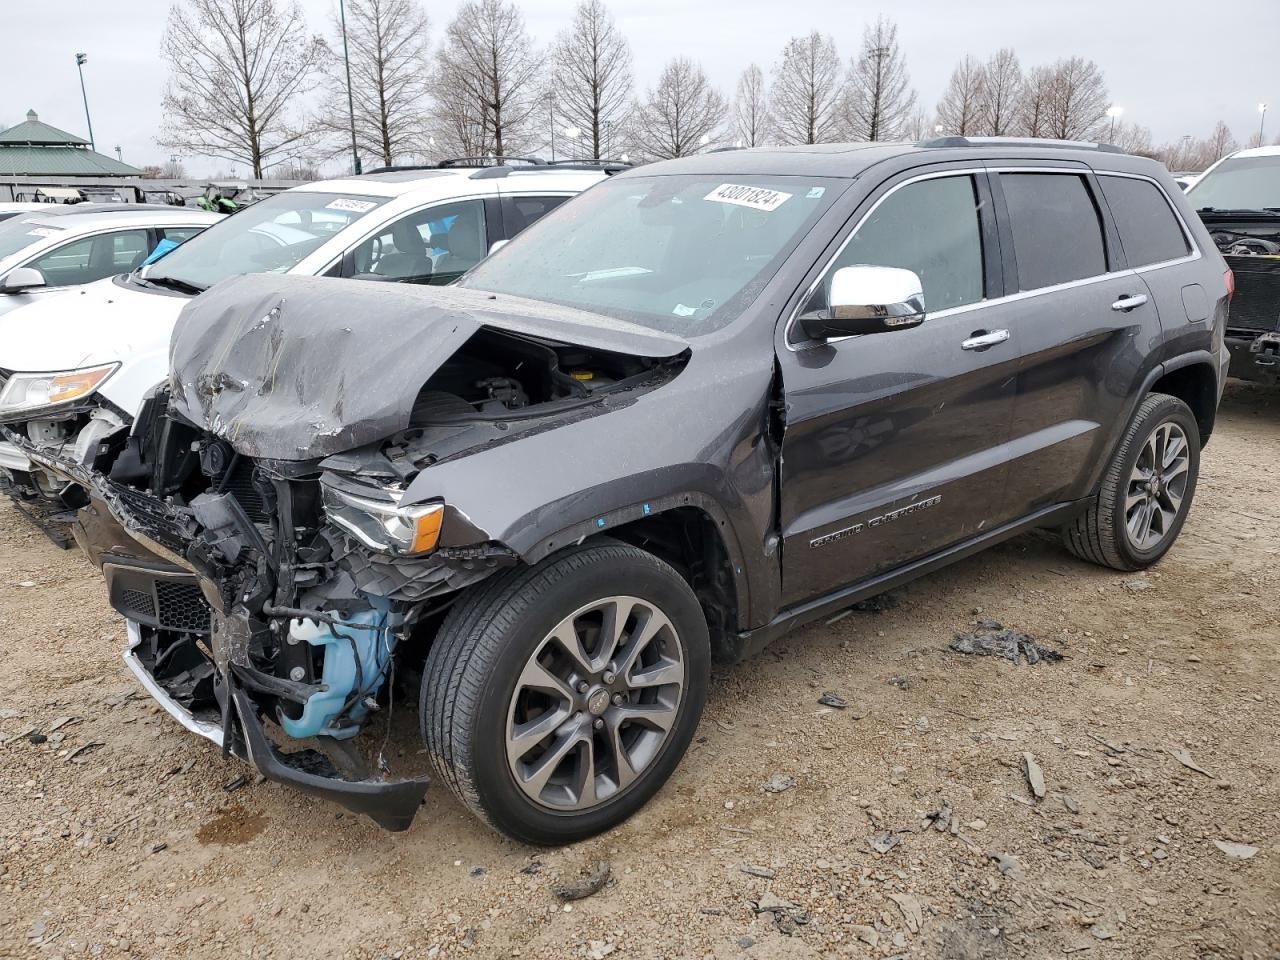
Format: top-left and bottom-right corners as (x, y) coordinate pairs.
(544, 158), (633, 174)
(359, 157), (548, 176)
(918, 135), (1126, 155)
(440, 155), (546, 168)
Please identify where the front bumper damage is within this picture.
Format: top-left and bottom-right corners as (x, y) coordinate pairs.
(20, 437), (431, 831)
(125, 620), (428, 830)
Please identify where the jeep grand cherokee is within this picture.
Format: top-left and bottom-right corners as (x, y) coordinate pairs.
(27, 138), (1230, 843)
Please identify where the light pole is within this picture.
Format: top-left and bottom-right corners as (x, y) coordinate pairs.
(338, 0), (360, 174)
(1106, 105), (1124, 143)
(74, 53), (95, 152)
(114, 146), (122, 163)
(1260, 103), (1269, 145)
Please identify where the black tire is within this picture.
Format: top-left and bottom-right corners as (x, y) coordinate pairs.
(420, 539), (710, 845)
(1062, 392), (1200, 571)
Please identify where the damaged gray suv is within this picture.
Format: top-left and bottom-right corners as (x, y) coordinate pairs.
(35, 139), (1230, 842)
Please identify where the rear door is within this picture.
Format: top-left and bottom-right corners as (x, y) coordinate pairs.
(776, 167), (1017, 606)
(989, 165), (1163, 518)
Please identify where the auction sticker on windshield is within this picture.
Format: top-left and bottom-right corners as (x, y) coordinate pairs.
(704, 184), (792, 212)
(326, 198), (379, 213)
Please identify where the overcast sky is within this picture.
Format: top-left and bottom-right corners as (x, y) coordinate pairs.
(4, 0), (1278, 175)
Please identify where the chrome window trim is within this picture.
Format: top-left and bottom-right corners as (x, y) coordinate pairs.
(786, 165), (1201, 351)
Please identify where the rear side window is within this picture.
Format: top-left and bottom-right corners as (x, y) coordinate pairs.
(1099, 176), (1190, 267)
(831, 175), (986, 312)
(1001, 173), (1106, 290)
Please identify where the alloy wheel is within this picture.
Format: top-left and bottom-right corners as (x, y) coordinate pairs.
(505, 595), (686, 811)
(1124, 421), (1191, 551)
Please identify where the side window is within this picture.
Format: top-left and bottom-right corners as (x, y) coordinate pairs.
(500, 194), (570, 238)
(1098, 176), (1190, 267)
(27, 229), (150, 286)
(829, 175), (986, 313)
(1000, 173), (1106, 290)
(350, 199), (487, 286)
(160, 226), (204, 245)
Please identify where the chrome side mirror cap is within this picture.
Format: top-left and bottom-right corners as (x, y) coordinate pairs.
(801, 265), (926, 340)
(0, 267), (46, 294)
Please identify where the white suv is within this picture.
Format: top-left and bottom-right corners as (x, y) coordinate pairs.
(0, 163), (614, 527)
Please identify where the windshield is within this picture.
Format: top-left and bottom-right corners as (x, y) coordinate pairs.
(0, 217), (62, 262)
(460, 174), (842, 334)
(147, 190), (388, 289)
(1187, 155), (1280, 212)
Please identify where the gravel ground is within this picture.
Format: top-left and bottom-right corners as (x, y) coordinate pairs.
(1, 380), (1278, 960)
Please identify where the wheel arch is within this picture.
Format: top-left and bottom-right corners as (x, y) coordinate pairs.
(1148, 355), (1219, 447)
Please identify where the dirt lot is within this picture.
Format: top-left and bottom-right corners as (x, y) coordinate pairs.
(1, 381), (1278, 960)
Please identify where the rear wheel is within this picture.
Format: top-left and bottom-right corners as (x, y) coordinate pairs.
(421, 540), (709, 844)
(1062, 392), (1200, 571)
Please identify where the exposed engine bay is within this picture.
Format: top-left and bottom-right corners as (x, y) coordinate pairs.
(14, 275), (687, 829)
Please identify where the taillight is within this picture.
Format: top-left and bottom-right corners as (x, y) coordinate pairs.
(1224, 268), (1235, 301)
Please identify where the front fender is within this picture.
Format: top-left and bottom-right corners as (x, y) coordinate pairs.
(401, 346), (782, 629)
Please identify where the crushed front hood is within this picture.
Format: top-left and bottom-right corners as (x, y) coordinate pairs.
(169, 274), (688, 460)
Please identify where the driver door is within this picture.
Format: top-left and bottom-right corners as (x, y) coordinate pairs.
(776, 170), (1017, 606)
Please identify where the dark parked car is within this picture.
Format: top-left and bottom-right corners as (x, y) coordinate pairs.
(31, 138), (1230, 842)
(1185, 145), (1280, 383)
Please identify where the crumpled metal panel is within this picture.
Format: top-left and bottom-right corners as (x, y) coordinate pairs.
(168, 274), (686, 461)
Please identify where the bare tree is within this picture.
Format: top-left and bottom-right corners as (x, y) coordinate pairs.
(935, 56), (985, 136)
(1041, 56), (1109, 140)
(433, 0), (543, 159)
(629, 57), (726, 160)
(1204, 121), (1239, 161)
(1018, 64), (1055, 137)
(842, 16), (916, 141)
(551, 0), (633, 159)
(1110, 120), (1154, 157)
(159, 0), (326, 177)
(902, 109), (935, 142)
(769, 32), (843, 145)
(318, 0), (431, 168)
(977, 48), (1022, 136)
(732, 64), (772, 147)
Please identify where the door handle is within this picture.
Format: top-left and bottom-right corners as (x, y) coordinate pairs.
(960, 329), (1010, 351)
(1111, 294), (1149, 312)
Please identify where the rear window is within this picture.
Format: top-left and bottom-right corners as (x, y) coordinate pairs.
(1001, 173), (1107, 290)
(1099, 176), (1190, 267)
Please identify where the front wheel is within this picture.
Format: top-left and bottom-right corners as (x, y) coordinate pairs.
(1062, 392), (1200, 571)
(421, 540), (710, 845)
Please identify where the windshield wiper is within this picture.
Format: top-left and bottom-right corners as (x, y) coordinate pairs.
(143, 274), (207, 295)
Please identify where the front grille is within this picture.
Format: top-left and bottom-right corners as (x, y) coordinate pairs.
(118, 588), (156, 621)
(155, 580), (212, 633)
(102, 481), (197, 557)
(1227, 255), (1280, 333)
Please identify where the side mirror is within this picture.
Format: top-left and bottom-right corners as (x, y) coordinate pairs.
(800, 265), (925, 340)
(488, 239), (510, 255)
(0, 267), (46, 294)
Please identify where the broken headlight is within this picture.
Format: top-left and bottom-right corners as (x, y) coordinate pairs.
(322, 484), (444, 556)
(0, 363), (119, 420)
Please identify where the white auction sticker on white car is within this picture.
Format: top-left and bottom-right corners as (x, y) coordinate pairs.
(704, 184), (792, 212)
(326, 198), (378, 213)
